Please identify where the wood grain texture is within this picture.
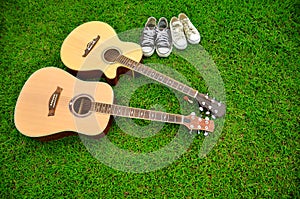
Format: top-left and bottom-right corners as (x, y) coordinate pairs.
(14, 67), (113, 138)
(60, 21), (143, 79)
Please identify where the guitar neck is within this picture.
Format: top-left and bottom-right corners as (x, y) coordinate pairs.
(117, 55), (198, 98)
(116, 55), (225, 118)
(92, 102), (184, 124)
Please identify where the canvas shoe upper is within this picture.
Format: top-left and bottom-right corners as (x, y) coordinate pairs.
(155, 17), (172, 57)
(170, 17), (187, 50)
(140, 17), (157, 57)
(178, 13), (200, 44)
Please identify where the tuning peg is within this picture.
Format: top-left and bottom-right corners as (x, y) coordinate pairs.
(205, 111), (210, 115)
(204, 131), (209, 136)
(212, 98), (215, 103)
(199, 107), (204, 112)
(189, 129), (193, 134)
(212, 115), (216, 120)
(205, 117), (209, 121)
(197, 130), (201, 135)
(183, 96), (193, 104)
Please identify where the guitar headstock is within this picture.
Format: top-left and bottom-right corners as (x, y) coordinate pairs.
(196, 93), (226, 118)
(183, 112), (214, 132)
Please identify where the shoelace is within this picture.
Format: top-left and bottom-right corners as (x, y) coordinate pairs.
(141, 28), (156, 46)
(171, 23), (185, 40)
(182, 19), (197, 35)
(156, 29), (170, 47)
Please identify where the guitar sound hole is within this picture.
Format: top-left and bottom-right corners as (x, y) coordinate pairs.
(69, 95), (93, 117)
(103, 48), (120, 63)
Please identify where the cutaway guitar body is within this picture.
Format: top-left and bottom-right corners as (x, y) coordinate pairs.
(61, 21), (143, 84)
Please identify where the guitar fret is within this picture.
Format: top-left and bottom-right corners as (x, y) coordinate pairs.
(139, 109), (145, 118)
(150, 111), (156, 120)
(129, 108), (134, 117)
(175, 115), (183, 123)
(140, 64), (146, 73)
(131, 62), (136, 70)
(189, 89), (197, 98)
(102, 103), (107, 113)
(138, 65), (143, 73)
(167, 79), (173, 86)
(162, 76), (168, 84)
(122, 56), (128, 64)
(134, 108), (140, 118)
(97, 103), (101, 112)
(150, 71), (155, 78)
(133, 63), (140, 72)
(145, 67), (152, 76)
(108, 104), (112, 114)
(106, 104), (111, 114)
(125, 57), (131, 66)
(117, 56), (124, 64)
(99, 103), (104, 113)
(103, 104), (107, 113)
(127, 59), (134, 68)
(93, 103), (97, 112)
(124, 107), (130, 117)
(144, 110), (150, 119)
(154, 112), (162, 121)
(117, 106), (122, 115)
(153, 72), (160, 80)
(168, 114), (175, 122)
(99, 104), (102, 112)
(111, 105), (116, 115)
(92, 102), (194, 129)
(183, 85), (190, 95)
(161, 113), (168, 121)
(115, 56), (225, 117)
(144, 67), (151, 76)
(178, 83), (184, 91)
(172, 81), (178, 89)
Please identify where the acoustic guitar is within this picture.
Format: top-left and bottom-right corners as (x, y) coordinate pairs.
(60, 21), (226, 118)
(14, 67), (214, 140)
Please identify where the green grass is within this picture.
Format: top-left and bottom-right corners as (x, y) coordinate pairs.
(1, 0), (299, 198)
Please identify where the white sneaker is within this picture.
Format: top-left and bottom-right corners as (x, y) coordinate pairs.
(170, 17), (187, 50)
(140, 17), (157, 57)
(178, 13), (200, 44)
(155, 17), (172, 57)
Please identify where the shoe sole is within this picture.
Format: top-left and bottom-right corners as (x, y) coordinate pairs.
(143, 49), (155, 57)
(173, 42), (187, 50)
(187, 38), (200, 44)
(156, 47), (173, 57)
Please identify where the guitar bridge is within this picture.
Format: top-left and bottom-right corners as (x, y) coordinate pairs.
(48, 86), (63, 116)
(82, 35), (100, 57)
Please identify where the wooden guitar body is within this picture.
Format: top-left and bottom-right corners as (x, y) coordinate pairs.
(60, 21), (143, 82)
(14, 67), (113, 139)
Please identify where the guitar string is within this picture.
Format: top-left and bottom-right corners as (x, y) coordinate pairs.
(18, 93), (211, 130)
(111, 53), (223, 117)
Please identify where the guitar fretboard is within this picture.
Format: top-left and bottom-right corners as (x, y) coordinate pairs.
(91, 102), (184, 124)
(116, 55), (198, 98)
(115, 55), (226, 118)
